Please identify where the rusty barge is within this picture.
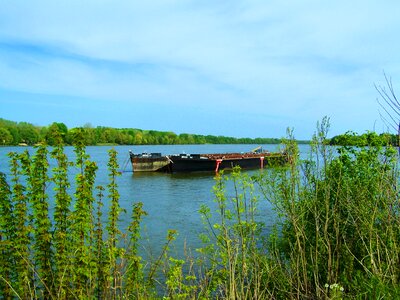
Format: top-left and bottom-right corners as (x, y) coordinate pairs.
(129, 147), (288, 173)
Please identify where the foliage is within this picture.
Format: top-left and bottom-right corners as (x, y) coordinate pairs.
(197, 168), (269, 299)
(0, 135), (148, 299)
(23, 145), (53, 298)
(254, 117), (400, 298)
(125, 202), (148, 297)
(51, 137), (73, 299)
(6, 151), (32, 298)
(0, 127), (13, 145)
(0, 171), (13, 297)
(46, 122), (68, 145)
(329, 130), (397, 146)
(1, 117), (400, 299)
(105, 148), (124, 299)
(0, 117), (291, 146)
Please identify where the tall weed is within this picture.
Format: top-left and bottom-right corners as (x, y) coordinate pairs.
(257, 118), (400, 298)
(0, 132), (147, 299)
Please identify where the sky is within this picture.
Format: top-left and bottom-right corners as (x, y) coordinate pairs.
(1, 1), (400, 140)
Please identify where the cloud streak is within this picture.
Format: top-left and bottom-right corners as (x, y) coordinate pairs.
(1, 1), (400, 138)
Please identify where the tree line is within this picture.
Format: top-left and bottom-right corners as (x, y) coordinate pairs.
(3, 117), (398, 147)
(328, 131), (398, 146)
(0, 118), (287, 146)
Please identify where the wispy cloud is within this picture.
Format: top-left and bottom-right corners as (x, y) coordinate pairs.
(1, 1), (400, 138)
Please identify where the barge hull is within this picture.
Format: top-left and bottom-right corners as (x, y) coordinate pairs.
(129, 149), (288, 173)
(169, 154), (287, 172)
(131, 157), (170, 172)
(130, 153), (170, 172)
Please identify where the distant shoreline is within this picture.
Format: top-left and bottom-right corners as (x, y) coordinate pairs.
(1, 117), (310, 146)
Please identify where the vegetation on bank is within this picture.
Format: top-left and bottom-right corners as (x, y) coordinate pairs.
(0, 118), (296, 146)
(328, 130), (398, 146)
(1, 118), (400, 299)
(2, 117), (398, 148)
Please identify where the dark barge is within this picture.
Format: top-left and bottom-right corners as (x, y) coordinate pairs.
(129, 147), (288, 173)
(129, 151), (170, 172)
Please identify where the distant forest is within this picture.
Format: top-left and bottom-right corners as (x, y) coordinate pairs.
(2, 118), (398, 147)
(0, 118), (300, 146)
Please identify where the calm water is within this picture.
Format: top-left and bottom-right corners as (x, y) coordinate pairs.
(0, 144), (311, 258)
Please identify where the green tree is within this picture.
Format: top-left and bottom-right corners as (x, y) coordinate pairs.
(46, 122), (68, 145)
(0, 127), (13, 145)
(19, 122), (40, 145)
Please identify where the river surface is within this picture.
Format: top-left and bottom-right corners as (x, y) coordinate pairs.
(0, 144), (311, 259)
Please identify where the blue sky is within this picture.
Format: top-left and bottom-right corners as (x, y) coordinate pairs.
(1, 1), (400, 139)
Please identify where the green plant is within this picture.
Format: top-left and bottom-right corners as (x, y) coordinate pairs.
(70, 130), (98, 298)
(105, 148), (124, 299)
(164, 257), (198, 299)
(23, 145), (54, 298)
(0, 134), (150, 299)
(256, 118), (400, 299)
(197, 168), (268, 299)
(1, 119), (400, 299)
(94, 185), (107, 299)
(125, 202), (148, 298)
(7, 151), (32, 299)
(51, 137), (73, 299)
(0, 170), (14, 298)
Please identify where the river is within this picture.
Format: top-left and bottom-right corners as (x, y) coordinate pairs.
(0, 144), (311, 259)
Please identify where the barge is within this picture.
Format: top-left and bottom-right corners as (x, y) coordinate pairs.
(129, 147), (288, 173)
(129, 151), (170, 172)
